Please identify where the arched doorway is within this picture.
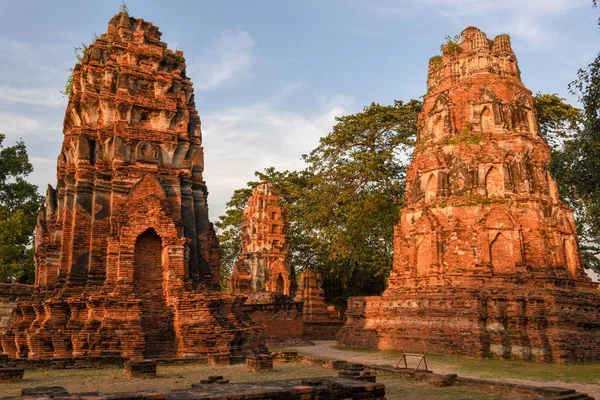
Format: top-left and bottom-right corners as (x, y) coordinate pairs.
(433, 115), (444, 139)
(490, 232), (513, 274)
(481, 107), (495, 134)
(425, 174), (437, 202)
(275, 273), (285, 294)
(485, 167), (503, 197)
(133, 229), (176, 358)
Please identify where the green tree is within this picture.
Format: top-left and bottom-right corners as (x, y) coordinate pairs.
(217, 100), (422, 302)
(215, 185), (254, 291)
(533, 90), (600, 274)
(0, 134), (43, 283)
(532, 92), (583, 147)
(300, 100), (421, 300)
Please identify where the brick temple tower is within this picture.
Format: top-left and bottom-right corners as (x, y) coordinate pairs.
(1, 12), (265, 359)
(338, 27), (600, 363)
(230, 181), (295, 301)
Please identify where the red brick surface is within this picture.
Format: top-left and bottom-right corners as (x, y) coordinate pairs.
(338, 26), (600, 363)
(1, 12), (265, 359)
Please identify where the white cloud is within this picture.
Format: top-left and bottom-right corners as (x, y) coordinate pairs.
(0, 112), (61, 142)
(0, 37), (67, 84)
(358, 0), (586, 45)
(202, 95), (353, 220)
(188, 30), (255, 91)
(0, 85), (67, 108)
(29, 156), (59, 193)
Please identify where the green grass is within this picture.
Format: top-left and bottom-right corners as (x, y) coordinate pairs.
(0, 361), (542, 399)
(331, 345), (600, 385)
(378, 373), (536, 400)
(424, 353), (600, 384)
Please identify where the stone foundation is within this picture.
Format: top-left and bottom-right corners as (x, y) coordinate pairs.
(339, 278), (600, 363)
(208, 353), (231, 365)
(5, 378), (386, 399)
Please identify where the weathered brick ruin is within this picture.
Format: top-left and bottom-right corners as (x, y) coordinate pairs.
(0, 284), (33, 337)
(230, 181), (295, 301)
(294, 270), (344, 339)
(338, 26), (600, 363)
(230, 182), (343, 339)
(1, 12), (265, 359)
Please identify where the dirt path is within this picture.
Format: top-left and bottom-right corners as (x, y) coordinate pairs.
(293, 341), (600, 399)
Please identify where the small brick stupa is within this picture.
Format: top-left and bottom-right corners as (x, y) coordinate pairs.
(338, 27), (600, 363)
(1, 12), (265, 359)
(230, 181), (295, 303)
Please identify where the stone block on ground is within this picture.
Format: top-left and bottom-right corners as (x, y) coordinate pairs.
(208, 353), (231, 365)
(272, 351), (297, 362)
(21, 386), (68, 396)
(246, 354), (273, 372)
(124, 360), (156, 378)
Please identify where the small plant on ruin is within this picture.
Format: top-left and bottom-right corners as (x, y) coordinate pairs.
(61, 41), (94, 97)
(429, 55), (442, 69)
(441, 34), (461, 57)
(173, 52), (185, 63)
(62, 68), (74, 97)
(119, 1), (129, 15)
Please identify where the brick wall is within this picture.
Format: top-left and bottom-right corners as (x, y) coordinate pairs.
(243, 302), (303, 338)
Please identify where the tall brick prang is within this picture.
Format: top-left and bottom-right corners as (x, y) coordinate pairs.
(230, 181), (295, 301)
(338, 27), (600, 363)
(1, 12), (265, 359)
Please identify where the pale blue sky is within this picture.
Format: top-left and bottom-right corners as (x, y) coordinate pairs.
(0, 0), (598, 220)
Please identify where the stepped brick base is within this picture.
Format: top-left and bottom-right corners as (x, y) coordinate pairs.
(2, 287), (266, 360)
(338, 278), (600, 363)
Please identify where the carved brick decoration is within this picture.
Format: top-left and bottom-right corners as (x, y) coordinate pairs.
(1, 12), (265, 359)
(230, 181), (294, 300)
(338, 26), (600, 363)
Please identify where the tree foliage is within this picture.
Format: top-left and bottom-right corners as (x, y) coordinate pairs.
(214, 185), (254, 291)
(531, 47), (600, 275)
(300, 100), (421, 300)
(532, 93), (583, 147)
(0, 134), (42, 283)
(216, 100), (421, 303)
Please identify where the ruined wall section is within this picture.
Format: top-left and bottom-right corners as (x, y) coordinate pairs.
(0, 284), (33, 336)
